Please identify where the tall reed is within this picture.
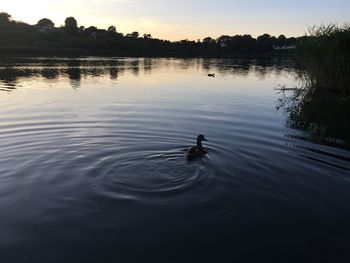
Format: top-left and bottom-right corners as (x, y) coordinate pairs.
(297, 24), (350, 95)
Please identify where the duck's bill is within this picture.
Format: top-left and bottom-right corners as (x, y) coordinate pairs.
(203, 138), (208, 141)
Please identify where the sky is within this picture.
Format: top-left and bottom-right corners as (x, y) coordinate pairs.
(1, 0), (349, 40)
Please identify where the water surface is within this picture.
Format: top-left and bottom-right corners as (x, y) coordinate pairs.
(1, 57), (350, 262)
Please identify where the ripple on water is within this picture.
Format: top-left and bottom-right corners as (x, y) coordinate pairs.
(85, 146), (215, 201)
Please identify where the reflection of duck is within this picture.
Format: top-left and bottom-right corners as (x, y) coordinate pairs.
(186, 135), (208, 160)
(208, 73), (215, 77)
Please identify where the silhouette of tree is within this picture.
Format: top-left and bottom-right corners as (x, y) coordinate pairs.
(241, 35), (256, 52)
(37, 18), (55, 28)
(85, 26), (97, 33)
(83, 26), (98, 39)
(286, 37), (297, 46)
(203, 37), (214, 43)
(257, 33), (271, 42)
(64, 17), (78, 35)
(108, 26), (116, 32)
(0, 12), (300, 56)
(0, 12), (11, 23)
(131, 31), (139, 38)
(78, 26), (85, 34)
(277, 35), (287, 46)
(257, 34), (274, 52)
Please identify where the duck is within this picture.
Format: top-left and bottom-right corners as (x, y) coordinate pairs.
(208, 73), (215, 77)
(186, 135), (208, 160)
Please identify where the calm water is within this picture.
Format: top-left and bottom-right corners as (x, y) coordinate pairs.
(0, 57), (350, 262)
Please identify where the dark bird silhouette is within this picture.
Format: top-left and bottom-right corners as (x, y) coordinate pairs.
(208, 73), (215, 77)
(186, 135), (208, 160)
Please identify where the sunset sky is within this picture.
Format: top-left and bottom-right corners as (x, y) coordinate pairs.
(1, 0), (349, 40)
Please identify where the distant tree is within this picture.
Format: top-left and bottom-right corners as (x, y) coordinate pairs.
(143, 33), (151, 39)
(277, 34), (287, 47)
(78, 26), (85, 34)
(257, 33), (274, 52)
(217, 35), (231, 49)
(286, 37), (297, 46)
(108, 26), (116, 33)
(203, 37), (214, 43)
(217, 35), (231, 42)
(85, 26), (97, 33)
(257, 33), (271, 42)
(278, 34), (286, 41)
(0, 12), (11, 23)
(37, 18), (55, 28)
(270, 36), (278, 45)
(131, 31), (139, 38)
(64, 17), (78, 35)
(240, 34), (256, 52)
(83, 26), (98, 39)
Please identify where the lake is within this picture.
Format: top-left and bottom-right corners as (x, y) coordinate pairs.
(0, 57), (349, 262)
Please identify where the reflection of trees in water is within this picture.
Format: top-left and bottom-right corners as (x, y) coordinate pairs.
(41, 68), (59, 79)
(201, 58), (294, 78)
(67, 68), (81, 89)
(143, 58), (153, 75)
(65, 60), (81, 89)
(130, 59), (140, 76)
(0, 68), (17, 91)
(109, 68), (119, 79)
(0, 67), (40, 92)
(178, 59), (195, 70)
(1, 58), (296, 93)
(220, 60), (251, 77)
(277, 86), (350, 149)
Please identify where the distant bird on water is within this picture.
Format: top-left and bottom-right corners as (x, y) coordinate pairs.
(186, 135), (208, 160)
(208, 73), (215, 77)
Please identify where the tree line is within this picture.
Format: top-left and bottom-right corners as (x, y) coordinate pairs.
(0, 12), (298, 56)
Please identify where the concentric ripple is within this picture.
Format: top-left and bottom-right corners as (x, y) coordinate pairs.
(85, 147), (214, 200)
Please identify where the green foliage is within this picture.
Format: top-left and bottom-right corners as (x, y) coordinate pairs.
(297, 24), (350, 94)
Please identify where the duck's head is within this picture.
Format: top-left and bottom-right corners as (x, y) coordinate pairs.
(197, 134), (208, 146)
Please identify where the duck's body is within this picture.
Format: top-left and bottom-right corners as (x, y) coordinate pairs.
(208, 73), (215, 77)
(186, 135), (208, 160)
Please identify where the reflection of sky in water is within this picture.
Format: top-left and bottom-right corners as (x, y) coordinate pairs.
(0, 57), (350, 263)
(0, 57), (294, 92)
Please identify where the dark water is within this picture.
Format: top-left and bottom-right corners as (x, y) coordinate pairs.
(0, 57), (350, 263)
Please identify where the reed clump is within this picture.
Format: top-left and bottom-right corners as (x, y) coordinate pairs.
(297, 24), (350, 95)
